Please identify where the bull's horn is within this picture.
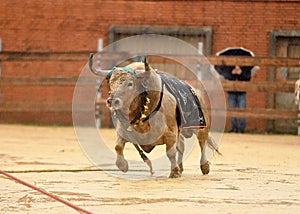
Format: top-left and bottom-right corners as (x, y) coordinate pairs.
(88, 53), (98, 75)
(88, 53), (109, 77)
(142, 55), (150, 72)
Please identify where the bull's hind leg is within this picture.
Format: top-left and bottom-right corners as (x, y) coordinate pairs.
(176, 134), (185, 173)
(166, 143), (181, 178)
(197, 129), (210, 175)
(115, 136), (128, 172)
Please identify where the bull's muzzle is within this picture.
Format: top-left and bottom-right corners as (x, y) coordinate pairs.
(106, 97), (122, 109)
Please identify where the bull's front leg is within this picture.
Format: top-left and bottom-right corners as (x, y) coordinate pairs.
(166, 143), (181, 178)
(115, 136), (128, 172)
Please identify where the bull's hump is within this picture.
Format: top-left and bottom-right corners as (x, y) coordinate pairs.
(126, 62), (145, 71)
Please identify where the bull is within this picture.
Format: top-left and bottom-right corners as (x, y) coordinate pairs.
(89, 54), (219, 178)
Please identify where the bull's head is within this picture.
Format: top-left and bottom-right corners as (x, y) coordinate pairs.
(89, 54), (161, 122)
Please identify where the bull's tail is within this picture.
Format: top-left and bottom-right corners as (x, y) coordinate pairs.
(207, 135), (222, 156)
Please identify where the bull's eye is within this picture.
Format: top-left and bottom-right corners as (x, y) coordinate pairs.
(127, 82), (133, 87)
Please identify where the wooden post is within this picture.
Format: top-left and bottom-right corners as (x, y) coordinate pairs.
(297, 102), (300, 136)
(298, 77), (300, 136)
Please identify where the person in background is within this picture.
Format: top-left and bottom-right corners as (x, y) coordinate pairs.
(214, 47), (259, 133)
(226, 65), (251, 133)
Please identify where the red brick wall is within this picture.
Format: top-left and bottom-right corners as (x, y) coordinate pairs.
(0, 0), (299, 130)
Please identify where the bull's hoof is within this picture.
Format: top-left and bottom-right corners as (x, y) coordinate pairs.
(169, 167), (181, 178)
(178, 163), (184, 174)
(200, 162), (210, 175)
(116, 156), (128, 173)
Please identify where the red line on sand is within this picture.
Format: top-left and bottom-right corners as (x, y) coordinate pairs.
(0, 170), (93, 214)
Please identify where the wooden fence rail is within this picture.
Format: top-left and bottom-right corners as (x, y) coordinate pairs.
(0, 76), (296, 93)
(0, 76), (78, 86)
(226, 108), (299, 120)
(1, 51), (300, 66)
(221, 81), (295, 93)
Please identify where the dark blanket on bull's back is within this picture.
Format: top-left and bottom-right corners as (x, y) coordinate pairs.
(159, 73), (206, 128)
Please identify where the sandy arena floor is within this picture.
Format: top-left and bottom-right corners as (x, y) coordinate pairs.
(0, 124), (300, 213)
